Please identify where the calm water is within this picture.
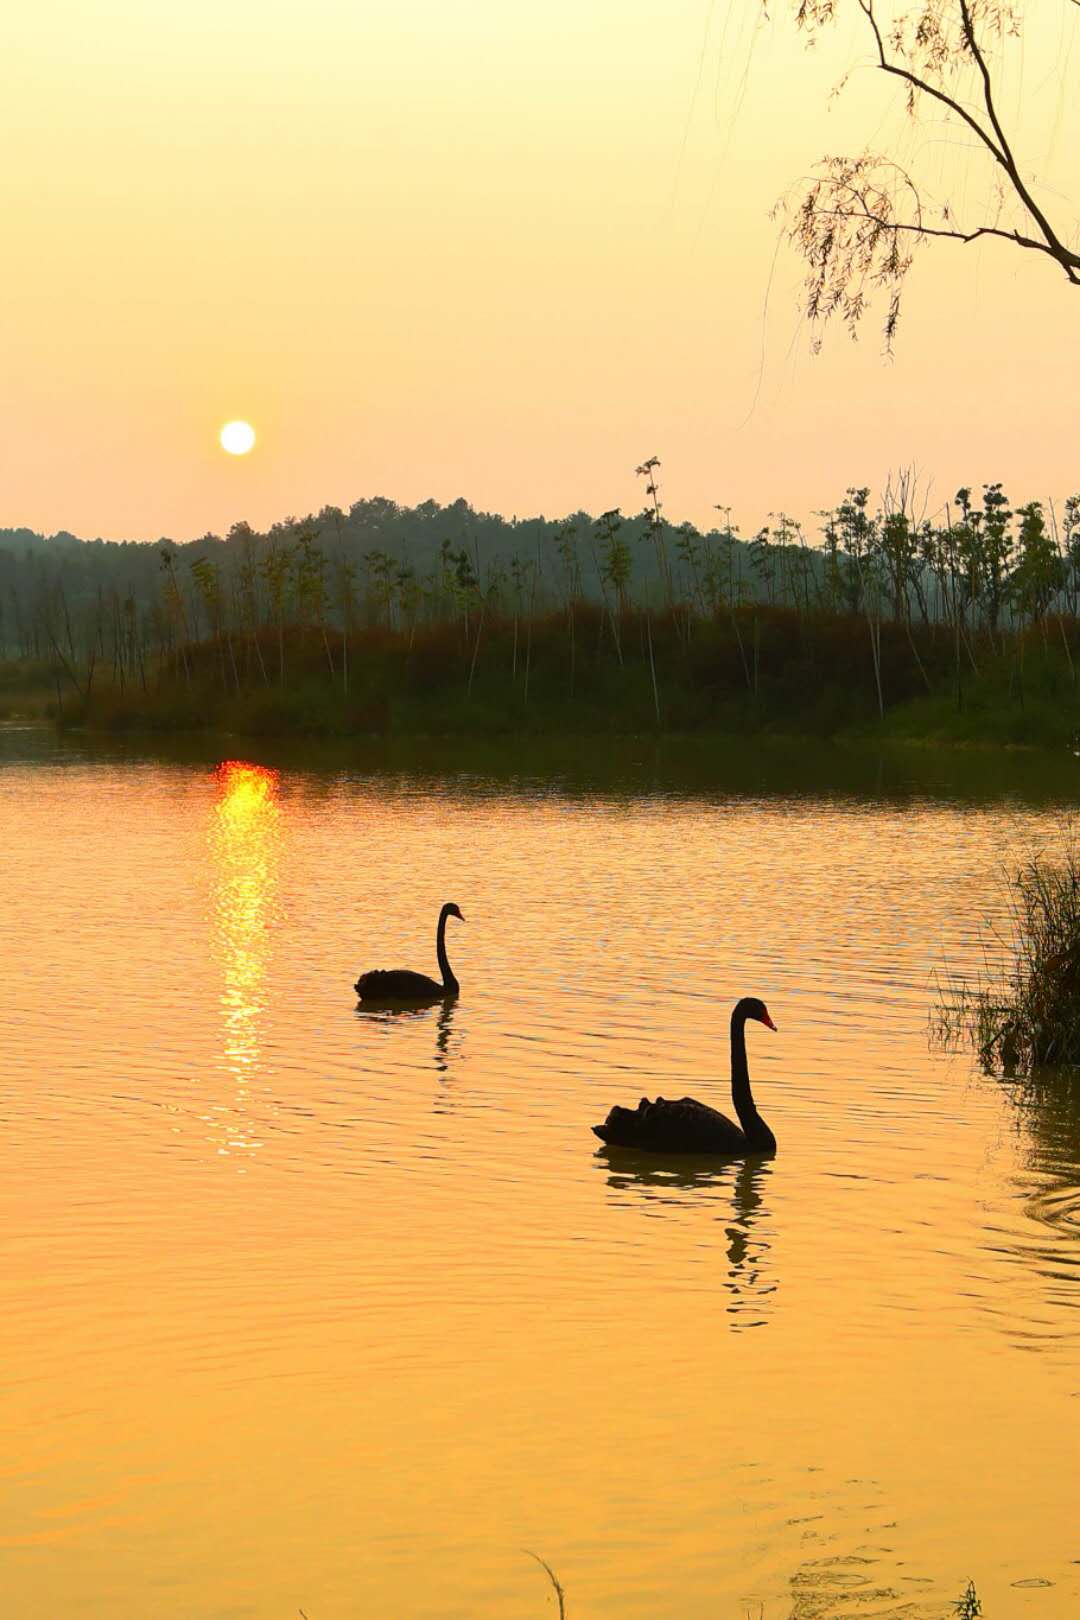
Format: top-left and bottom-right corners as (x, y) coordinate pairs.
(2, 729), (1079, 1619)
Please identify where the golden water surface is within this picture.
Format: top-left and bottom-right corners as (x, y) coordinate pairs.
(2, 732), (1078, 1619)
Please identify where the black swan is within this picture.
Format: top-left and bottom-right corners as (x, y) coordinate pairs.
(592, 997), (777, 1154)
(354, 903), (464, 1002)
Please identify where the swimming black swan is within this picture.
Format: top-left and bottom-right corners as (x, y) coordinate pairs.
(354, 903), (464, 1001)
(592, 997), (777, 1154)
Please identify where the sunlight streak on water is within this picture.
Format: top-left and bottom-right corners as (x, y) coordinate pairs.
(205, 761), (282, 1163)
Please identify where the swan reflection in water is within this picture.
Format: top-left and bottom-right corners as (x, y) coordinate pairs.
(354, 996), (461, 1089)
(597, 1150), (776, 1327)
(206, 760), (283, 1162)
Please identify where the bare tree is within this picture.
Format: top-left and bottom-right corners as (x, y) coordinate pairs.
(774, 0), (1080, 347)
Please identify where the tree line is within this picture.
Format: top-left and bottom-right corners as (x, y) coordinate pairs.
(2, 470), (1079, 720)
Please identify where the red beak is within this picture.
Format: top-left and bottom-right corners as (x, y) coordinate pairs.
(760, 1011), (777, 1031)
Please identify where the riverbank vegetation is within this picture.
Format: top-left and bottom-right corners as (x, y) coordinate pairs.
(4, 473), (1080, 744)
(938, 844), (1080, 1073)
(24, 605), (1080, 747)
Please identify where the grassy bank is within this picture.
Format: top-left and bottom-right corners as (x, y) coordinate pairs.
(31, 604), (1080, 748)
(0, 659), (57, 721)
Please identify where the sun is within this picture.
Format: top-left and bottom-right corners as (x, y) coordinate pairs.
(219, 420), (256, 456)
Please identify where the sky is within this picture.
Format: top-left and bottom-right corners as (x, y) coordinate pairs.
(2, 0), (1077, 542)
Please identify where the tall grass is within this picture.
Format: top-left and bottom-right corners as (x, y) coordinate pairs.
(55, 600), (1080, 747)
(936, 841), (1080, 1071)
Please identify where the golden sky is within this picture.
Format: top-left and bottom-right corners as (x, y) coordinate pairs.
(3, 0), (1077, 540)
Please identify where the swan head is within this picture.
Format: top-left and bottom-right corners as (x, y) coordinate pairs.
(443, 903), (465, 923)
(737, 996), (776, 1032)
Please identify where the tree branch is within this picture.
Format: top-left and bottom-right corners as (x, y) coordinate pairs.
(856, 0), (1010, 169)
(776, 0), (1080, 344)
(812, 204), (1051, 256)
(956, 0), (1080, 276)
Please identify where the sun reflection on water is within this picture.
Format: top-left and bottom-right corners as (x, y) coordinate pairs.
(206, 760), (282, 1162)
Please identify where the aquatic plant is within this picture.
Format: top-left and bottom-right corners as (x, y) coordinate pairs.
(524, 1551), (567, 1618)
(953, 1579), (982, 1618)
(937, 840), (1080, 1071)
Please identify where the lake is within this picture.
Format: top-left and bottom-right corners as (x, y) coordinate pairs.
(2, 728), (1078, 1619)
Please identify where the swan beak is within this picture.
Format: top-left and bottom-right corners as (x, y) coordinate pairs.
(761, 1012), (777, 1031)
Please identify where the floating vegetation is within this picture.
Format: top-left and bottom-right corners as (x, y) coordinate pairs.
(936, 841), (1080, 1073)
(953, 1579), (983, 1618)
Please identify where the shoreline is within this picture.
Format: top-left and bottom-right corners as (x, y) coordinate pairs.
(0, 703), (1073, 754)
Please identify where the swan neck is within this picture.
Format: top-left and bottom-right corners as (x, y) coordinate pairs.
(436, 908), (458, 992)
(730, 1009), (770, 1147)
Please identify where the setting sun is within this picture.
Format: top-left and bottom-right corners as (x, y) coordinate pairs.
(219, 420), (256, 456)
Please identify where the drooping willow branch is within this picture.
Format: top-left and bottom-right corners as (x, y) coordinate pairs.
(775, 0), (1080, 347)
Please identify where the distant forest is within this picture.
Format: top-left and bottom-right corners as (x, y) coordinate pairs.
(4, 478), (1080, 657)
(3, 476), (1080, 741)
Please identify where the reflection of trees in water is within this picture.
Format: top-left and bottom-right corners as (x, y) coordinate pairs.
(1005, 1065), (1080, 1166)
(354, 997), (461, 1103)
(597, 1151), (776, 1328)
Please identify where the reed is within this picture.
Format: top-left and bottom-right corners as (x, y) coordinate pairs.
(954, 1579), (983, 1618)
(524, 1551), (567, 1618)
(936, 839), (1080, 1071)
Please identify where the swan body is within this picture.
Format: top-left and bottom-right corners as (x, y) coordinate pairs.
(592, 997), (777, 1155)
(354, 903), (464, 1002)
(593, 1095), (754, 1153)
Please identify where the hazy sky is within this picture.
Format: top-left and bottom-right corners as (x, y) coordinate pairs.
(3, 0), (1077, 541)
